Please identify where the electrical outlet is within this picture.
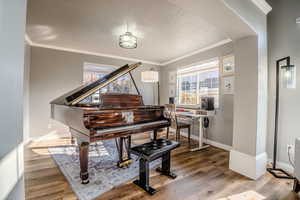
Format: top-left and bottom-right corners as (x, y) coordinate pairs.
(287, 144), (294, 154)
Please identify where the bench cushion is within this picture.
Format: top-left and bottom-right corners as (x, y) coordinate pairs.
(130, 139), (180, 161)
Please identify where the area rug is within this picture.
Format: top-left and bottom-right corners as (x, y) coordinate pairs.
(49, 139), (160, 200)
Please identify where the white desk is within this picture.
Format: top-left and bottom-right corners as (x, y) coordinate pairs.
(176, 112), (211, 151)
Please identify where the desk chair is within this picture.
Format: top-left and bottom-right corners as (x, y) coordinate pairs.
(164, 104), (191, 145)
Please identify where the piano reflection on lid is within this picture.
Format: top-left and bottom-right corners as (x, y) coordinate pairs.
(50, 62), (170, 184)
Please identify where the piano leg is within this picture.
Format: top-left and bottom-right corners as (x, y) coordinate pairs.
(126, 135), (132, 160)
(118, 137), (124, 164)
(116, 136), (132, 168)
(79, 142), (89, 184)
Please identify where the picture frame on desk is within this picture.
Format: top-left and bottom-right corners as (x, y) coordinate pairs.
(221, 55), (235, 76)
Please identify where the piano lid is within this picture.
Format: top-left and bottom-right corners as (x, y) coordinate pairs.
(51, 62), (142, 106)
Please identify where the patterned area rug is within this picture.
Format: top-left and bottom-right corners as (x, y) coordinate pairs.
(49, 139), (160, 200)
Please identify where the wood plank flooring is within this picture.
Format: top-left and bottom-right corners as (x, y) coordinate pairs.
(24, 132), (299, 200)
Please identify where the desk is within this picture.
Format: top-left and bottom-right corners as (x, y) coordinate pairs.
(176, 112), (210, 151)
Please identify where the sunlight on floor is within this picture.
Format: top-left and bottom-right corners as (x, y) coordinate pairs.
(218, 190), (266, 200)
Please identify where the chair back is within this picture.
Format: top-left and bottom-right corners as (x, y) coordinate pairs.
(164, 104), (177, 127)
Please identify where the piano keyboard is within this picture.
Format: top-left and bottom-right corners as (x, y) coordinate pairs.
(95, 120), (169, 135)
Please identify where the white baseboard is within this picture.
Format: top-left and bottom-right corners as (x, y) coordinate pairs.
(179, 131), (232, 151)
(178, 131), (198, 141)
(229, 150), (267, 180)
(267, 159), (294, 174)
(206, 139), (233, 151)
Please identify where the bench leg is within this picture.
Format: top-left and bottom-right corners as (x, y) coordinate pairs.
(188, 127), (191, 147)
(133, 158), (157, 195)
(156, 152), (177, 179)
(166, 127), (169, 139)
(153, 129), (158, 141)
(175, 129), (179, 141)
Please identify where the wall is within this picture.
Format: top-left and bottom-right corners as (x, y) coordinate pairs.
(160, 42), (234, 146)
(267, 0), (300, 169)
(232, 36), (259, 155)
(220, 0), (269, 180)
(24, 43), (31, 142)
(224, 0), (268, 157)
(0, 0), (27, 199)
(29, 46), (160, 139)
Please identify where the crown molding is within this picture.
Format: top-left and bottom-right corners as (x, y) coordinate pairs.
(25, 34), (232, 67)
(25, 34), (161, 66)
(251, 0), (272, 15)
(160, 38), (232, 66)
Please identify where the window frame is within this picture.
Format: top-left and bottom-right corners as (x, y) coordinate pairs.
(176, 57), (220, 107)
(82, 62), (134, 103)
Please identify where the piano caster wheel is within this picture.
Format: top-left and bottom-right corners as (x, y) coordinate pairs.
(81, 179), (89, 184)
(80, 172), (89, 184)
(117, 159), (133, 168)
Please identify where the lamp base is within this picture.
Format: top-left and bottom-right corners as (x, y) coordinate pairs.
(267, 167), (294, 179)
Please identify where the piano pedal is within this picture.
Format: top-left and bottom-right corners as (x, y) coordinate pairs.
(117, 159), (133, 168)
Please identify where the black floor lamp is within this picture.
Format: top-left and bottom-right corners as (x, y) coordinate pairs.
(267, 56), (296, 179)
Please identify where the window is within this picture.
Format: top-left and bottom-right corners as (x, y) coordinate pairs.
(82, 63), (132, 103)
(177, 58), (219, 107)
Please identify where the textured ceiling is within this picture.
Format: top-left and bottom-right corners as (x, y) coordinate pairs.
(26, 0), (255, 64)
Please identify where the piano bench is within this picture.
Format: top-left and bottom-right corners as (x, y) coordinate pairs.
(130, 139), (180, 195)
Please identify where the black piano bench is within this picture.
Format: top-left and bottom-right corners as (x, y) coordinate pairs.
(130, 139), (180, 195)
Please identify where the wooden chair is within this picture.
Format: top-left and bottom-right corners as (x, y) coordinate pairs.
(164, 104), (191, 145)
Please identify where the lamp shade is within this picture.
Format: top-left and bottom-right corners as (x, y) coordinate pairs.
(119, 32), (137, 49)
(141, 71), (159, 83)
(281, 64), (296, 89)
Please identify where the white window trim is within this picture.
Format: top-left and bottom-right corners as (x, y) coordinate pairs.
(177, 57), (219, 73)
(83, 62), (117, 74)
(176, 57), (220, 107)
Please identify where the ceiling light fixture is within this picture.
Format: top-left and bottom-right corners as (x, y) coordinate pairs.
(119, 22), (137, 49)
(297, 17), (300, 24)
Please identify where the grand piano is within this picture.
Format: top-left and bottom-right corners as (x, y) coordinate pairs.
(50, 62), (170, 184)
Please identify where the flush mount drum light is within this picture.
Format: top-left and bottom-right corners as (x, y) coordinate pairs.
(119, 32), (137, 49)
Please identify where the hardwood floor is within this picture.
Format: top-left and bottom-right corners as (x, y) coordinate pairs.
(24, 132), (299, 200)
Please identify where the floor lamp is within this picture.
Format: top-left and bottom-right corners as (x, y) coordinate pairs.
(141, 69), (160, 105)
(267, 56), (296, 179)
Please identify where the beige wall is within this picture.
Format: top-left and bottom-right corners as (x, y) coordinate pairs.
(232, 36), (259, 156)
(160, 42), (234, 146)
(0, 0), (27, 199)
(24, 43), (31, 142)
(224, 0), (268, 157)
(267, 0), (300, 167)
(29, 46), (160, 138)
(223, 0), (269, 180)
